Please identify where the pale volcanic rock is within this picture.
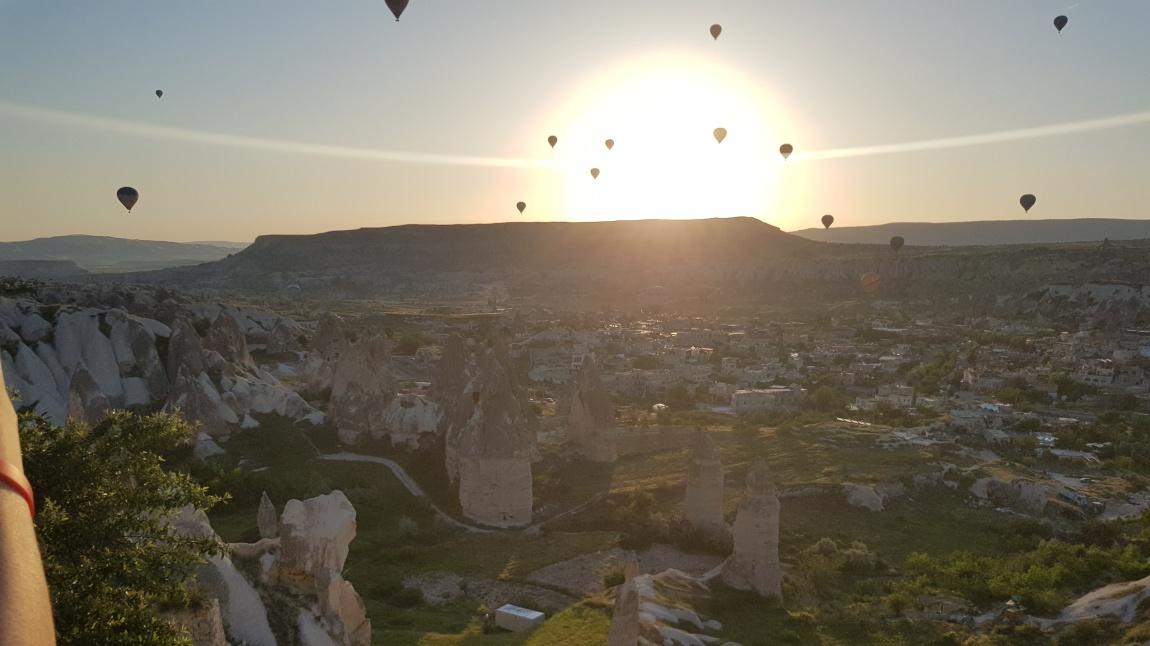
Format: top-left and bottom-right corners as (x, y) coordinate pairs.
(166, 367), (239, 437)
(310, 313), (346, 358)
(567, 356), (618, 462)
(607, 553), (640, 646)
(193, 432), (227, 461)
(266, 319), (300, 355)
(17, 312), (52, 344)
(107, 309), (168, 400)
(162, 597), (227, 646)
(204, 310), (253, 368)
(432, 333), (469, 402)
(721, 459), (782, 599)
(329, 334), (396, 445)
(684, 432), (726, 538)
(13, 342), (66, 423)
(221, 369), (319, 422)
(54, 309), (124, 403)
(67, 365), (109, 424)
(384, 394), (440, 448)
(258, 491), (278, 540)
(167, 318), (206, 384)
(457, 361), (534, 528)
(844, 484), (886, 512)
(34, 342), (70, 399)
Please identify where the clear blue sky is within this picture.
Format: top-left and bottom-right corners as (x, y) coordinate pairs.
(1, 1), (1148, 241)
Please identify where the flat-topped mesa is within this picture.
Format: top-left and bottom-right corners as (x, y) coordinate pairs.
(721, 459), (782, 600)
(457, 359), (534, 528)
(329, 333), (396, 445)
(685, 431), (726, 539)
(567, 355), (618, 463)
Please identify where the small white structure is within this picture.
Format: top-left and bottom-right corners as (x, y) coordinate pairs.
(495, 604), (545, 633)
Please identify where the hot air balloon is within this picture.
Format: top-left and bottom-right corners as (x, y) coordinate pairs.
(155, 90), (163, 99)
(1054, 15), (1068, 33)
(605, 139), (614, 151)
(890, 236), (904, 253)
(117, 187), (139, 213)
(710, 24), (722, 40)
(547, 135), (558, 148)
(516, 201), (526, 214)
(590, 168), (600, 179)
(779, 143), (793, 159)
(1020, 194), (1037, 213)
(713, 128), (727, 144)
(821, 214), (834, 230)
(386, 0), (409, 21)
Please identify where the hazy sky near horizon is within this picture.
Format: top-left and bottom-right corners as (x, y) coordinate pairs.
(1, 1), (1148, 242)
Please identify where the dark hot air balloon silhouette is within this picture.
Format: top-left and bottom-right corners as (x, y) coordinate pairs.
(590, 168), (600, 179)
(516, 201), (526, 214)
(710, 24), (722, 40)
(779, 143), (793, 159)
(386, 0), (409, 21)
(821, 214), (834, 230)
(1020, 194), (1037, 213)
(155, 90), (163, 99)
(890, 236), (904, 253)
(605, 139), (614, 151)
(547, 135), (558, 148)
(1054, 15), (1068, 33)
(117, 187), (139, 213)
(713, 128), (727, 144)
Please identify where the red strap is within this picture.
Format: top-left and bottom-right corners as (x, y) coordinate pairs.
(0, 459), (34, 518)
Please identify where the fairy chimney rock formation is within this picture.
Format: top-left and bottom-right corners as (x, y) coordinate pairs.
(685, 431), (726, 538)
(567, 356), (618, 462)
(433, 333), (468, 402)
(607, 552), (641, 646)
(457, 360), (534, 528)
(203, 310), (253, 368)
(67, 365), (109, 424)
(721, 459), (782, 599)
(329, 334), (396, 445)
(257, 491), (278, 540)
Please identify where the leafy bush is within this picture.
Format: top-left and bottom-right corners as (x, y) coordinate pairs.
(21, 410), (222, 645)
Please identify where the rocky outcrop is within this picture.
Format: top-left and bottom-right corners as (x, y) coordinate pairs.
(384, 394), (440, 448)
(271, 491), (370, 645)
(566, 356), (617, 462)
(266, 319), (299, 355)
(55, 310), (124, 403)
(329, 335), (396, 445)
(162, 598), (227, 646)
(67, 366), (109, 424)
(684, 432), (725, 538)
(166, 367), (239, 437)
(204, 310), (253, 368)
(844, 484), (886, 512)
(258, 491), (278, 540)
(721, 460), (782, 599)
(970, 477), (1048, 515)
(607, 553), (640, 646)
(457, 361), (534, 528)
(107, 309), (168, 401)
(13, 342), (66, 423)
(167, 319), (205, 384)
(433, 333), (469, 402)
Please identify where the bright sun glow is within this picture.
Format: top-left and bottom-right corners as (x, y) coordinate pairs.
(547, 54), (791, 222)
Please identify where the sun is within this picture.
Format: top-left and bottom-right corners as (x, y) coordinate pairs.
(546, 54), (791, 222)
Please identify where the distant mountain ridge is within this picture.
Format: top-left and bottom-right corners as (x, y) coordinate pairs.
(791, 218), (1150, 246)
(0, 235), (247, 272)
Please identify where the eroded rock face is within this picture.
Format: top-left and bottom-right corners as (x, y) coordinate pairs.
(272, 491), (371, 645)
(162, 598), (227, 646)
(685, 432), (725, 538)
(204, 311), (253, 368)
(167, 319), (206, 384)
(13, 342), (66, 423)
(107, 310), (169, 401)
(55, 309), (124, 403)
(457, 361), (534, 528)
(844, 484), (885, 512)
(166, 367), (239, 437)
(67, 365), (109, 424)
(258, 491), (278, 540)
(567, 356), (617, 463)
(266, 319), (299, 355)
(721, 460), (782, 599)
(329, 335), (396, 445)
(384, 394), (440, 448)
(607, 553), (640, 646)
(433, 333), (469, 402)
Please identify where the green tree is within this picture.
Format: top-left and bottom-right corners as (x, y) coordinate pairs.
(20, 410), (222, 645)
